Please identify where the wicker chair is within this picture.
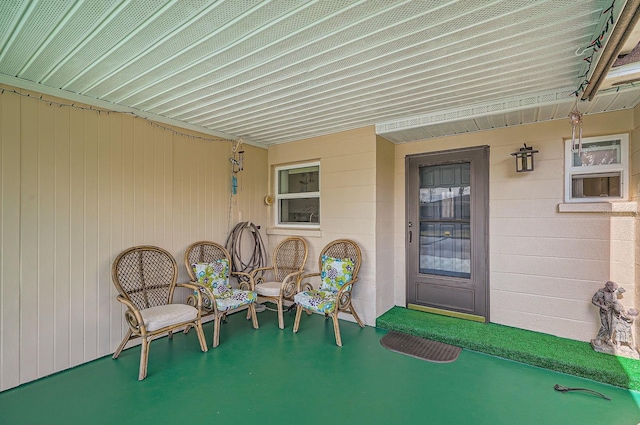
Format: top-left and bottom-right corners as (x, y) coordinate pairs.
(184, 241), (259, 347)
(111, 246), (208, 380)
(293, 239), (365, 346)
(250, 237), (308, 329)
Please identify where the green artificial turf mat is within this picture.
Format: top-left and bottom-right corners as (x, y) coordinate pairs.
(376, 306), (640, 391)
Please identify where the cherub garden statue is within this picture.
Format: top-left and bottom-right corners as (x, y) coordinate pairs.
(591, 281), (639, 359)
(612, 303), (638, 351)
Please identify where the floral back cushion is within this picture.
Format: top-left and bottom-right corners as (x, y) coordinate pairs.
(320, 255), (354, 293)
(192, 260), (233, 298)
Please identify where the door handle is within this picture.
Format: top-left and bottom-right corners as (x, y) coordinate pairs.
(409, 230), (412, 243)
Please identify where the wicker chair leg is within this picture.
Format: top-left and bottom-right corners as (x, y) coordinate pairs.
(277, 299), (285, 329)
(245, 306), (252, 321)
(138, 337), (150, 380)
(349, 305), (365, 328)
(293, 304), (303, 333)
(213, 315), (222, 348)
(249, 304), (259, 329)
(183, 324), (192, 334)
(332, 314), (342, 347)
(113, 329), (132, 359)
(194, 320), (208, 352)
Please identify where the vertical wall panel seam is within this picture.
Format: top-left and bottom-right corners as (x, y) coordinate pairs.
(18, 93), (22, 385)
(18, 93), (21, 385)
(94, 114), (99, 356)
(108, 113), (112, 351)
(0, 89), (3, 388)
(83, 111), (88, 361)
(68, 106), (73, 364)
(98, 116), (103, 356)
(52, 105), (57, 371)
(96, 115), (101, 355)
(66, 105), (70, 366)
(0, 89), (4, 388)
(165, 129), (169, 247)
(1, 89), (4, 388)
(120, 115), (125, 341)
(17, 92), (24, 385)
(36, 100), (41, 377)
(167, 132), (170, 251)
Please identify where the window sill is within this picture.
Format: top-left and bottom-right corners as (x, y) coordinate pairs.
(266, 227), (323, 237)
(557, 201), (637, 215)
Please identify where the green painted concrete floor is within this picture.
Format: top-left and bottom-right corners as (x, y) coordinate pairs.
(1, 308), (640, 425)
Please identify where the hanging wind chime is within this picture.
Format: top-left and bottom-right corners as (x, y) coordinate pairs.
(230, 138), (245, 195)
(568, 107), (583, 155)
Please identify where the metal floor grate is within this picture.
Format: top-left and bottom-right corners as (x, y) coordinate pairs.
(380, 331), (461, 363)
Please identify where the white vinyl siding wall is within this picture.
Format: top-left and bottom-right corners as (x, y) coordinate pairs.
(0, 86), (268, 391)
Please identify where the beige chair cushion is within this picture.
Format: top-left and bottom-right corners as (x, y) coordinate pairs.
(140, 304), (198, 332)
(254, 281), (282, 297)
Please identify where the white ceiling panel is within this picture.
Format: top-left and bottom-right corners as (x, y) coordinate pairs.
(1, 0), (639, 147)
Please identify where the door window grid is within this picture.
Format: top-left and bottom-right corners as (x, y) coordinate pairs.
(419, 163), (471, 279)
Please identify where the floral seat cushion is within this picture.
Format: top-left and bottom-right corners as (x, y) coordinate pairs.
(294, 289), (336, 313)
(192, 260), (257, 311)
(294, 255), (355, 314)
(214, 289), (257, 311)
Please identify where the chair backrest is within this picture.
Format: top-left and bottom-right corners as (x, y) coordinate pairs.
(273, 237), (308, 281)
(184, 241), (231, 281)
(319, 239), (362, 288)
(112, 246), (178, 310)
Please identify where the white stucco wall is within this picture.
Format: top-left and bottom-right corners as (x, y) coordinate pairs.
(376, 135), (396, 317)
(267, 127), (379, 326)
(394, 110), (637, 342)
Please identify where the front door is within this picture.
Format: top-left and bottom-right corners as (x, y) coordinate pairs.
(406, 146), (489, 322)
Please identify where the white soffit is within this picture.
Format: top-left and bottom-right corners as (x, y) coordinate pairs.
(376, 84), (640, 143)
(0, 0), (637, 147)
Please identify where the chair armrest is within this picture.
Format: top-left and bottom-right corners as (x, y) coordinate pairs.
(116, 295), (145, 331)
(335, 276), (359, 309)
(250, 266), (273, 276)
(231, 271), (255, 291)
(177, 281), (200, 291)
(178, 281), (208, 311)
(251, 266), (274, 284)
(282, 270), (304, 285)
(298, 272), (320, 292)
(281, 270), (304, 298)
(181, 282), (218, 313)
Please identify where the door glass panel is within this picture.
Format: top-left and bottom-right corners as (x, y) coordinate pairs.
(419, 163), (471, 278)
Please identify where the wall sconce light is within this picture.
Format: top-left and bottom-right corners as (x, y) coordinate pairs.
(510, 144), (538, 172)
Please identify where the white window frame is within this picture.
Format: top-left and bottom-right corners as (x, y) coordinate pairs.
(274, 161), (320, 229)
(564, 133), (629, 203)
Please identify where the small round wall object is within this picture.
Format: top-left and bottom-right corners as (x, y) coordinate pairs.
(264, 195), (273, 205)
